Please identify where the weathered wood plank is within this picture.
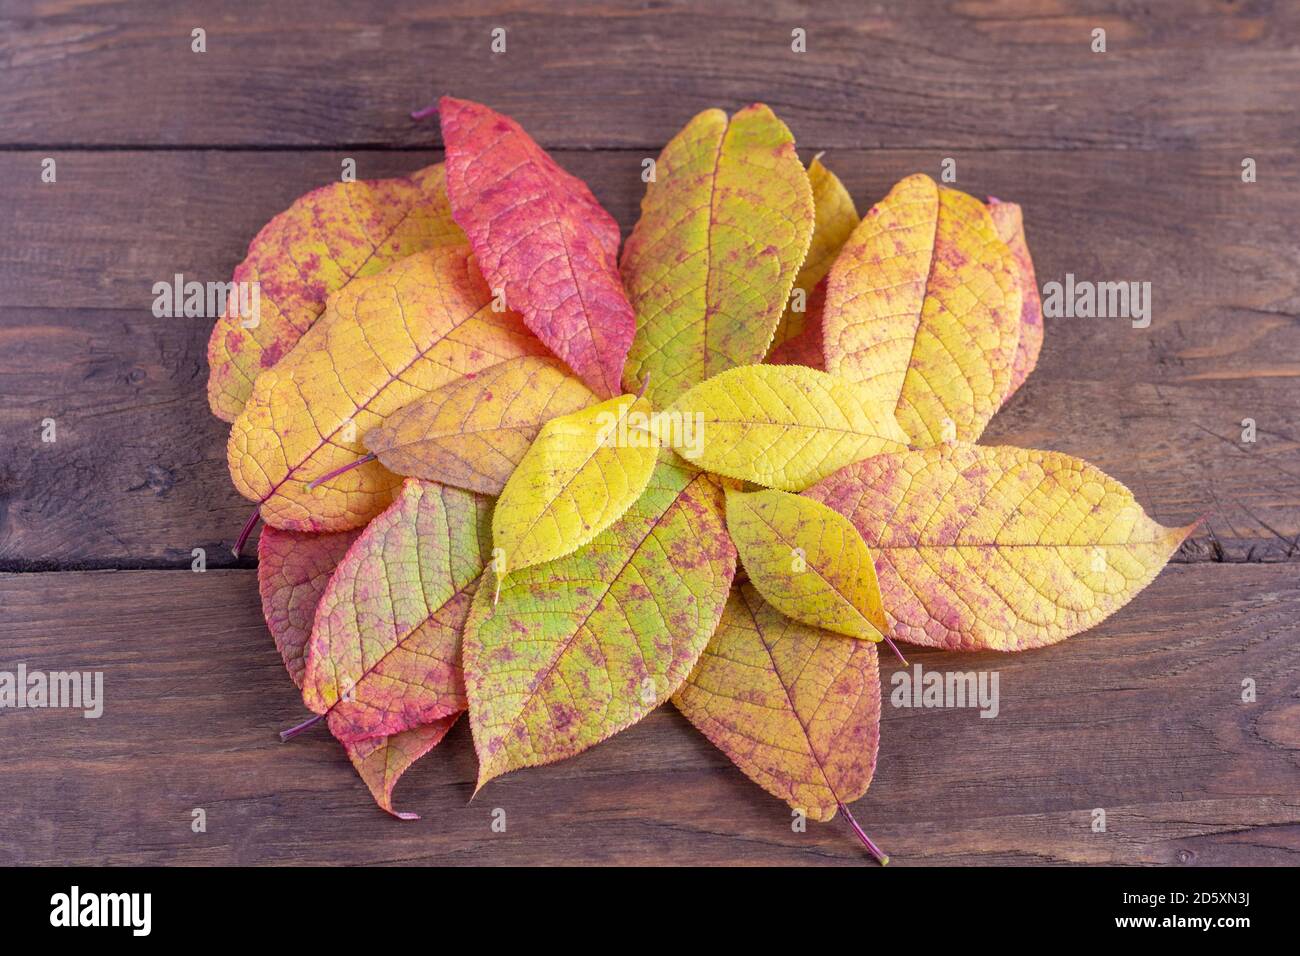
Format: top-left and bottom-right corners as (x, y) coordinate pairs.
(1, 0), (1296, 150)
(0, 563), (1295, 865)
(1, 148), (1295, 565)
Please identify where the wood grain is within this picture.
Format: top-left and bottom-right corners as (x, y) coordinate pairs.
(1, 148), (1296, 566)
(0, 563), (1294, 865)
(2, 0), (1296, 151)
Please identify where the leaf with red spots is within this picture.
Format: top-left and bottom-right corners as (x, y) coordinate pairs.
(207, 163), (465, 422)
(227, 246), (547, 532)
(302, 478), (492, 744)
(463, 456), (736, 789)
(363, 356), (598, 495)
(620, 104), (815, 405)
(673, 584), (881, 826)
(805, 444), (1195, 650)
(987, 198), (1044, 403)
(440, 96), (635, 398)
(822, 174), (1022, 445)
(257, 526), (362, 688)
(257, 521), (459, 819)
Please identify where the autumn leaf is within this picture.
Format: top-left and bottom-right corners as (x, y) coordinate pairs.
(228, 245), (546, 532)
(664, 364), (908, 491)
(344, 716), (459, 821)
(464, 457), (736, 789)
(822, 174), (1022, 446)
(363, 356), (598, 495)
(725, 488), (885, 641)
(259, 517), (457, 819)
(301, 478), (492, 743)
(620, 104), (815, 405)
(674, 584), (881, 826)
(207, 163), (465, 422)
(440, 96), (634, 398)
(257, 526), (362, 688)
(805, 443), (1195, 650)
(987, 198), (1044, 403)
(769, 156), (858, 353)
(218, 100), (1194, 862)
(491, 392), (659, 575)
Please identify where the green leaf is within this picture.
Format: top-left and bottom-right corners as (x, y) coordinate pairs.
(464, 457), (737, 788)
(620, 105), (815, 405)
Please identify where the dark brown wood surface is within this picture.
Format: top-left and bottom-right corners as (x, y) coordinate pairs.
(0, 0), (1296, 865)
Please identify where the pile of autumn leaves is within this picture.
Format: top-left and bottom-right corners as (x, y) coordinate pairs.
(207, 97), (1190, 860)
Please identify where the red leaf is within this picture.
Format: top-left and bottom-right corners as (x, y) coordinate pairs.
(764, 278), (827, 370)
(257, 526), (362, 688)
(439, 96), (635, 397)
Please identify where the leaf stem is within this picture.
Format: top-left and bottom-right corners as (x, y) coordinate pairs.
(837, 800), (889, 866)
(305, 452), (377, 491)
(410, 102), (439, 121)
(883, 635), (908, 666)
(279, 713), (325, 742)
(232, 507), (261, 558)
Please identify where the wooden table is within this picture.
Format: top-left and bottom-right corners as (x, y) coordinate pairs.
(1, 0), (1297, 865)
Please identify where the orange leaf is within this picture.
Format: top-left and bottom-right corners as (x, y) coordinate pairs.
(987, 198), (1043, 403)
(806, 444), (1195, 651)
(364, 357), (598, 495)
(207, 163), (465, 421)
(343, 716), (460, 821)
(440, 97), (635, 398)
(822, 174), (1022, 445)
(673, 584), (880, 823)
(227, 246), (547, 532)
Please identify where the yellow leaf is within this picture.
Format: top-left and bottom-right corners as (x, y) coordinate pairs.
(363, 356), (599, 495)
(207, 163), (466, 422)
(228, 246), (547, 531)
(725, 488), (885, 641)
(823, 174), (1022, 445)
(769, 156), (859, 351)
(664, 364), (908, 491)
(620, 104), (815, 406)
(674, 584), (880, 822)
(492, 392), (659, 574)
(805, 443), (1196, 650)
